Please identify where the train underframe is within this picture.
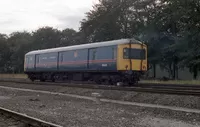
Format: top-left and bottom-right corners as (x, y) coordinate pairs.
(26, 71), (143, 86)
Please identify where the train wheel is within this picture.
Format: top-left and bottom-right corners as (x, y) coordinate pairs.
(28, 74), (35, 82)
(103, 79), (112, 85)
(40, 78), (46, 82)
(116, 82), (124, 86)
(95, 80), (102, 85)
(51, 75), (55, 82)
(51, 78), (55, 82)
(30, 78), (34, 82)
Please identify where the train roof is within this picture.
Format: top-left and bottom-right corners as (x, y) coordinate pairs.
(26, 38), (144, 55)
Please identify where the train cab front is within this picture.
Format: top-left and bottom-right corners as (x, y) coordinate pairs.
(117, 42), (147, 85)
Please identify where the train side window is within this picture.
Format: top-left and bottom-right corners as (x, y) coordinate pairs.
(29, 57), (33, 61)
(89, 48), (97, 60)
(74, 50), (78, 58)
(36, 55), (39, 63)
(25, 57), (28, 69)
(92, 49), (97, 60)
(25, 57), (29, 66)
(112, 47), (117, 59)
(62, 51), (74, 61)
(60, 53), (63, 62)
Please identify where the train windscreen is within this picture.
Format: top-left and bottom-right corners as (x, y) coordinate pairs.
(123, 48), (146, 60)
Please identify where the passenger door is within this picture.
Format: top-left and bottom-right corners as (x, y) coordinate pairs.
(88, 48), (97, 70)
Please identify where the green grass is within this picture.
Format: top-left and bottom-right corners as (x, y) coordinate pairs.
(140, 80), (200, 85)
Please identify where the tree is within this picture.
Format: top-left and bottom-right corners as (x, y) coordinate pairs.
(80, 0), (144, 42)
(31, 27), (62, 50)
(0, 34), (11, 72)
(60, 29), (83, 46)
(7, 31), (33, 73)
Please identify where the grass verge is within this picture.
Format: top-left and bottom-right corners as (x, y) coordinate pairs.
(0, 74), (27, 79)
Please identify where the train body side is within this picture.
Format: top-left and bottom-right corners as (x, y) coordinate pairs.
(24, 45), (117, 73)
(59, 45), (117, 71)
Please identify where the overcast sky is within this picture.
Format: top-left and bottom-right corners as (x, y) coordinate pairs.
(0, 0), (97, 34)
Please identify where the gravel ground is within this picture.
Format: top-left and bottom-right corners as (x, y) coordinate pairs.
(1, 82), (200, 110)
(0, 86), (200, 127)
(0, 113), (26, 127)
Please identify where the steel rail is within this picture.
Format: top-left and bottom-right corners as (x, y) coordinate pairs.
(0, 107), (63, 127)
(1, 79), (200, 96)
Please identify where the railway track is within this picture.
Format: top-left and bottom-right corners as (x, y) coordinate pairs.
(0, 107), (62, 127)
(1, 79), (200, 96)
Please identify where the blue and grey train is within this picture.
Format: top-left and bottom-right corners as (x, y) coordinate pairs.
(24, 38), (147, 85)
